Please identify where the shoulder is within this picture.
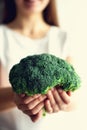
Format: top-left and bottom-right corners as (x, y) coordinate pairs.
(0, 25), (6, 65)
(0, 24), (8, 39)
(50, 26), (67, 44)
(0, 25), (8, 50)
(51, 26), (67, 40)
(0, 25), (6, 43)
(0, 24), (6, 31)
(48, 26), (68, 57)
(0, 24), (5, 35)
(0, 24), (12, 43)
(0, 24), (10, 34)
(51, 26), (66, 33)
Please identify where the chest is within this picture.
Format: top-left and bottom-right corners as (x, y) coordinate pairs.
(4, 31), (63, 73)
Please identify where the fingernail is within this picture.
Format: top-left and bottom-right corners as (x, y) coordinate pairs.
(35, 94), (41, 97)
(43, 95), (47, 98)
(51, 88), (55, 92)
(37, 94), (41, 96)
(58, 89), (63, 93)
(51, 88), (54, 91)
(20, 94), (25, 97)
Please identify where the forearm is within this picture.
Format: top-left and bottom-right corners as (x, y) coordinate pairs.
(0, 87), (16, 112)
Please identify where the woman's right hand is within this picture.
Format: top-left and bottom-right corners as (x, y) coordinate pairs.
(14, 93), (47, 122)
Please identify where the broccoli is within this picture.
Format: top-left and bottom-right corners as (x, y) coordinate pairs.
(9, 53), (81, 96)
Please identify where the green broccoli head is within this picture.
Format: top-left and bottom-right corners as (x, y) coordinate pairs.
(9, 53), (81, 96)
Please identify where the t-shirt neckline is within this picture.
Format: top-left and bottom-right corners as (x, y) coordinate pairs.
(3, 25), (53, 42)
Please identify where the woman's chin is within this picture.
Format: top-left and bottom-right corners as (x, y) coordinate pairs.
(23, 0), (42, 13)
(23, 8), (42, 15)
(24, 0), (41, 9)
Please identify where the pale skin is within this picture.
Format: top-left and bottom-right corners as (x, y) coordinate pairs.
(0, 0), (77, 122)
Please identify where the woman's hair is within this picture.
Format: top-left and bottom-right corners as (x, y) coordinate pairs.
(2, 0), (59, 26)
(43, 0), (60, 26)
(2, 0), (16, 24)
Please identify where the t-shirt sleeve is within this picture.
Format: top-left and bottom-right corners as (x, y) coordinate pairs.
(0, 26), (7, 68)
(62, 31), (73, 59)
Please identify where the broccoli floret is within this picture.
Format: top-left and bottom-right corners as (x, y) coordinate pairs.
(9, 53), (81, 96)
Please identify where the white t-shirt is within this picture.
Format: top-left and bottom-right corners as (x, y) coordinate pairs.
(0, 25), (68, 73)
(0, 25), (70, 130)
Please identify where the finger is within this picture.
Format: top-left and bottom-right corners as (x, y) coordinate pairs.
(19, 94), (25, 98)
(23, 110), (32, 116)
(17, 104), (28, 111)
(47, 90), (59, 112)
(67, 91), (72, 96)
(23, 103), (44, 116)
(52, 88), (64, 107)
(14, 93), (23, 105)
(44, 99), (53, 113)
(27, 95), (46, 110)
(23, 94), (41, 104)
(17, 96), (46, 114)
(30, 110), (43, 122)
(30, 102), (44, 115)
(18, 100), (45, 113)
(58, 88), (70, 104)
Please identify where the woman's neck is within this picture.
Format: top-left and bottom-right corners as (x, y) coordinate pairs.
(8, 13), (50, 37)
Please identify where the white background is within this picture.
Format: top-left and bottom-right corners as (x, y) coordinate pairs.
(55, 0), (87, 129)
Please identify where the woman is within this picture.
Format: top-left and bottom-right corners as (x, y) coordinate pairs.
(0, 0), (76, 129)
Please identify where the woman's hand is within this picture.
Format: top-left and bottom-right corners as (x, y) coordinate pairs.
(44, 87), (72, 113)
(13, 87), (72, 121)
(14, 93), (47, 122)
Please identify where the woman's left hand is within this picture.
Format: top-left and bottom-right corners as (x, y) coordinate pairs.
(44, 87), (72, 113)
(14, 93), (47, 122)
